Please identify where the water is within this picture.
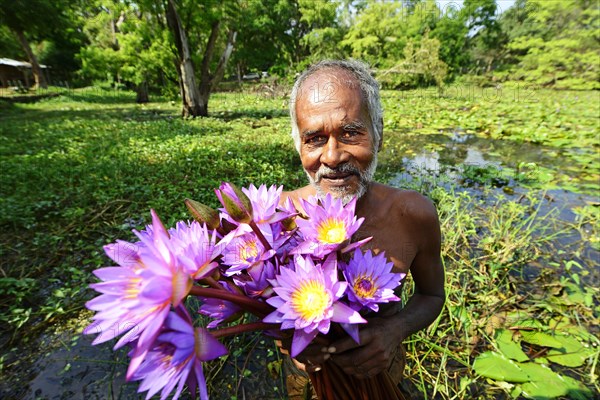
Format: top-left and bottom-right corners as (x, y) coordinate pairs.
(381, 130), (599, 193)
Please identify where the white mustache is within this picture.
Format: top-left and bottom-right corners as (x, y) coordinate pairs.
(315, 164), (360, 183)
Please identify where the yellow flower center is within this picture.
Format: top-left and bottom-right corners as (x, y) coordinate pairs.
(353, 275), (377, 298)
(239, 238), (259, 260)
(316, 218), (347, 244)
(291, 280), (331, 321)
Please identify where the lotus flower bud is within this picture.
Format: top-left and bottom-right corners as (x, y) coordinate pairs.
(184, 198), (220, 229)
(216, 182), (254, 224)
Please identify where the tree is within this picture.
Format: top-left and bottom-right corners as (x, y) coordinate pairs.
(230, 0), (299, 78)
(462, 0), (504, 73)
(341, 0), (447, 87)
(297, 0), (347, 65)
(377, 32), (448, 88)
(78, 0), (238, 113)
(79, 1), (178, 100)
(165, 0), (237, 117)
(498, 0), (599, 89)
(340, 1), (406, 67)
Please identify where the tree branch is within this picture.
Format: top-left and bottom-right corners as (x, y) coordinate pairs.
(210, 30), (237, 88)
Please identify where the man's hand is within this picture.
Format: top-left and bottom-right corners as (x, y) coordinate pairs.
(328, 317), (403, 379)
(275, 337), (333, 373)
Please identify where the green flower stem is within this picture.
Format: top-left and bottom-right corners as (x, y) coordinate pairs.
(211, 321), (280, 339)
(189, 286), (272, 316)
(248, 220), (272, 251)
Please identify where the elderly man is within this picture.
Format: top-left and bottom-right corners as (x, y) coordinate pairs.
(280, 59), (445, 398)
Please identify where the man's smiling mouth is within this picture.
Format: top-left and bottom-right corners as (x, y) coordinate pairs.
(315, 164), (361, 184)
(319, 172), (359, 186)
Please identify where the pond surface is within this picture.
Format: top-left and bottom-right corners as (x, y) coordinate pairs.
(4, 131), (598, 400)
(382, 130), (599, 194)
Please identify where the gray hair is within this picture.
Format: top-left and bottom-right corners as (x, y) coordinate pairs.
(289, 59), (383, 153)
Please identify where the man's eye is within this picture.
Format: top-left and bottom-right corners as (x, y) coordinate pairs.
(306, 136), (326, 144)
(342, 130), (359, 139)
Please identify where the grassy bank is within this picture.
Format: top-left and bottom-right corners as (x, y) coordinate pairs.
(0, 87), (598, 399)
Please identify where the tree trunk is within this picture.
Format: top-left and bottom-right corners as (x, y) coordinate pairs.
(14, 29), (47, 89)
(198, 30), (237, 116)
(165, 0), (203, 117)
(135, 81), (149, 103)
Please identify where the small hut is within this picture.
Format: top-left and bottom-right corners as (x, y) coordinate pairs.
(0, 58), (49, 88)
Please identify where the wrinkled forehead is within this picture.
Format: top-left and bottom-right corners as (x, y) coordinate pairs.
(295, 68), (366, 108)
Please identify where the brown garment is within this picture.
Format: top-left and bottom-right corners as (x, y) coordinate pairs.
(284, 343), (407, 400)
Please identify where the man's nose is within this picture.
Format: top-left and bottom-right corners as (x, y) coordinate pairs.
(320, 136), (349, 168)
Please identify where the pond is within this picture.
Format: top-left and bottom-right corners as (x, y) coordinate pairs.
(382, 130), (598, 285)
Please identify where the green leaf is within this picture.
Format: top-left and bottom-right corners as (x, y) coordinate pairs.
(546, 335), (595, 367)
(519, 368), (593, 400)
(495, 329), (529, 362)
(511, 318), (544, 330)
(519, 362), (560, 381)
(520, 331), (563, 348)
(520, 380), (568, 399)
(559, 375), (594, 400)
(472, 351), (529, 382)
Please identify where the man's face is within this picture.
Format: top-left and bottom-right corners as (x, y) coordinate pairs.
(295, 70), (377, 203)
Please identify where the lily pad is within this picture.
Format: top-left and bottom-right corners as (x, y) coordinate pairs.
(520, 331), (563, 348)
(519, 366), (593, 400)
(472, 351), (529, 382)
(495, 329), (529, 362)
(546, 335), (595, 367)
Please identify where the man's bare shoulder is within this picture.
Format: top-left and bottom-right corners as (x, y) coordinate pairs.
(370, 183), (438, 223)
(280, 186), (314, 207)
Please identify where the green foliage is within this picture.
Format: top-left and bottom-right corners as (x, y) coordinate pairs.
(298, 0), (347, 63)
(341, 1), (448, 88)
(1, 87), (598, 398)
(376, 33), (448, 88)
(0, 25), (23, 59)
(77, 0), (176, 95)
(497, 0), (600, 89)
(341, 1), (406, 66)
(430, 8), (469, 76)
(231, 0), (300, 75)
(473, 299), (597, 399)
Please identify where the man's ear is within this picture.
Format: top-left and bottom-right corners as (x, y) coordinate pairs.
(377, 118), (384, 152)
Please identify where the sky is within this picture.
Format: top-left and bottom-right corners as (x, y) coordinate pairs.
(436, 0), (517, 15)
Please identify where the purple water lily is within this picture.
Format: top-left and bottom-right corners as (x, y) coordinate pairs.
(168, 220), (224, 280)
(221, 231), (276, 276)
(263, 254), (366, 357)
(343, 249), (405, 313)
(86, 182), (405, 399)
(84, 210), (192, 378)
(293, 194), (370, 258)
(130, 308), (228, 400)
(242, 184), (285, 223)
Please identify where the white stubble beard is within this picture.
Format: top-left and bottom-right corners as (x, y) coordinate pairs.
(305, 151), (378, 205)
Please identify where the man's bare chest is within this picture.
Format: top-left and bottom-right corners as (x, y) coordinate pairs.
(352, 218), (418, 274)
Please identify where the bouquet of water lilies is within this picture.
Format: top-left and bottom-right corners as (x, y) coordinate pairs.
(84, 182), (407, 400)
